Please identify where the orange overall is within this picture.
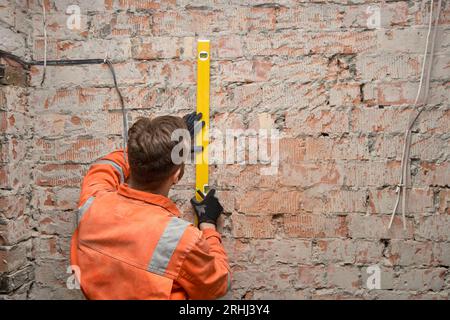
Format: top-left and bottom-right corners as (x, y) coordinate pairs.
(70, 150), (230, 299)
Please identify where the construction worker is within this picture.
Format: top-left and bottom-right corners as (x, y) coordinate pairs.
(70, 113), (231, 299)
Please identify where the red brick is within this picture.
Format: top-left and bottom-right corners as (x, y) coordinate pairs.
(368, 188), (434, 214)
(229, 7), (276, 32)
(303, 189), (367, 214)
(416, 215), (450, 241)
(342, 160), (400, 187)
(303, 136), (368, 160)
(36, 211), (77, 237)
(231, 214), (276, 239)
(216, 35), (243, 60)
(438, 190), (450, 215)
(388, 240), (433, 266)
(0, 215), (32, 246)
(279, 138), (306, 163)
(268, 56), (328, 83)
(0, 241), (31, 273)
(356, 54), (421, 81)
(263, 82), (327, 111)
(280, 161), (343, 188)
(219, 60), (272, 83)
(32, 187), (79, 212)
(147, 60), (195, 86)
(394, 268), (447, 291)
(131, 36), (181, 60)
(326, 265), (361, 292)
(297, 265), (327, 289)
(35, 164), (87, 187)
(285, 107), (349, 136)
(0, 194), (26, 219)
(283, 214), (347, 238)
(348, 214), (414, 240)
(237, 190), (302, 215)
(315, 239), (384, 264)
(413, 161), (450, 187)
(329, 83), (362, 107)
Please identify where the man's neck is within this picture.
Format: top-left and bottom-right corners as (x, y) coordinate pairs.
(127, 177), (170, 197)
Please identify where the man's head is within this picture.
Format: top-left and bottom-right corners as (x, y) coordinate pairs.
(127, 115), (187, 193)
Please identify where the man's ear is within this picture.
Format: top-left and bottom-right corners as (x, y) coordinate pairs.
(172, 167), (182, 185)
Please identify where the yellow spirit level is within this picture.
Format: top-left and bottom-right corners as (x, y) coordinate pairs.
(195, 39), (210, 225)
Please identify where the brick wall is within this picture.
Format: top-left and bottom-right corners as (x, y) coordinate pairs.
(1, 0), (449, 299)
(0, 0), (34, 299)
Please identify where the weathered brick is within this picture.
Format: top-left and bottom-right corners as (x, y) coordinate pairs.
(285, 107), (349, 136)
(296, 265), (327, 289)
(388, 240), (433, 266)
(303, 189), (367, 214)
(0, 215), (33, 246)
(283, 214), (347, 238)
(0, 241), (31, 273)
(326, 265), (361, 292)
(395, 268), (447, 292)
(0, 194), (26, 219)
(369, 134), (450, 161)
(35, 137), (116, 163)
(348, 214), (414, 240)
(368, 188), (434, 214)
(329, 83), (361, 107)
(33, 38), (131, 61)
(415, 215), (450, 241)
(231, 214), (276, 239)
(89, 12), (152, 38)
(237, 190), (302, 215)
(32, 187), (79, 212)
(314, 239), (384, 265)
(0, 265), (34, 294)
(432, 242), (450, 267)
(35, 164), (87, 187)
(215, 35), (243, 60)
(264, 82), (328, 111)
(218, 60), (272, 83)
(413, 161), (450, 187)
(362, 82), (449, 107)
(131, 36), (180, 60)
(438, 189), (450, 215)
(303, 136), (368, 161)
(267, 56), (328, 83)
(280, 161), (343, 189)
(30, 62), (150, 88)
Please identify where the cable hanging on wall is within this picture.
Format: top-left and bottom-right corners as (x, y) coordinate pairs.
(388, 0), (443, 230)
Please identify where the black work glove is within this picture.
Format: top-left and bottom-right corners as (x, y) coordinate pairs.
(190, 189), (224, 226)
(183, 111), (203, 139)
(183, 111), (204, 156)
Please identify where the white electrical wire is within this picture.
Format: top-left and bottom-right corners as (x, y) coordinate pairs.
(388, 0), (442, 229)
(40, 0), (47, 86)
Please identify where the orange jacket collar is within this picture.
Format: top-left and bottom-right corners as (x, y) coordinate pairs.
(117, 184), (181, 217)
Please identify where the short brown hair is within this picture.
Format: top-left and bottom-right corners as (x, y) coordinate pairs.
(127, 115), (187, 187)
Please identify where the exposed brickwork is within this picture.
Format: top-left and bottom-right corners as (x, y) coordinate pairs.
(0, 0), (449, 299)
(0, 0), (34, 299)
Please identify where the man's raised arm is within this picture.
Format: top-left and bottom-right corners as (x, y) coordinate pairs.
(79, 149), (129, 207)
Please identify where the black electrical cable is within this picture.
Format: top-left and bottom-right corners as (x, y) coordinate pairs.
(0, 50), (128, 157)
(31, 59), (106, 66)
(105, 59), (128, 160)
(0, 49), (30, 68)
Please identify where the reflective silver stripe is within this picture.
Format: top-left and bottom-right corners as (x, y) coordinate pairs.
(77, 196), (95, 223)
(93, 160), (124, 184)
(147, 217), (190, 275)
